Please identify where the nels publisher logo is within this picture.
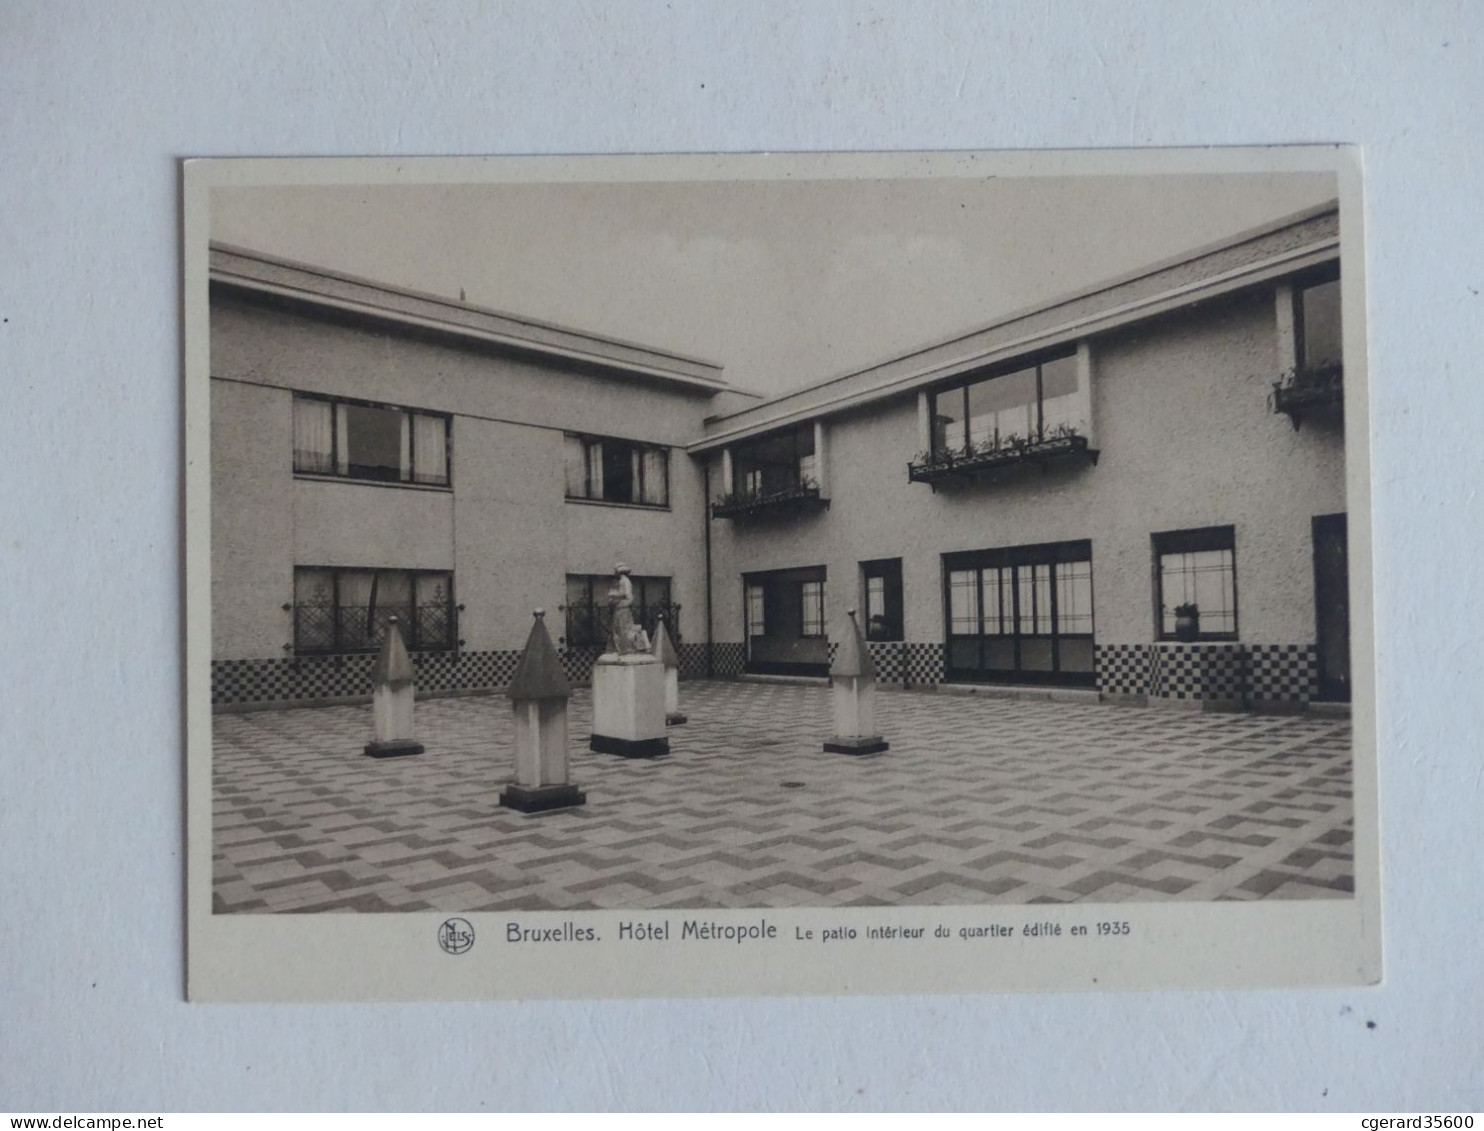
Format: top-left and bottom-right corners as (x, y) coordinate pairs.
(438, 917), (475, 955)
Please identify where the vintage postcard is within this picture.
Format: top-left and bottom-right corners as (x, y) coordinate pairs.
(184, 149), (1379, 1000)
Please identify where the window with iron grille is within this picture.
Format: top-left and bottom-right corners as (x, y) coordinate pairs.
(562, 574), (678, 648)
(293, 567), (455, 654)
(1153, 526), (1237, 639)
(292, 393), (450, 486)
(564, 433), (669, 507)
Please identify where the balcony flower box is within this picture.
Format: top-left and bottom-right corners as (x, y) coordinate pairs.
(711, 480), (829, 521)
(907, 429), (1098, 488)
(1272, 363), (1343, 430)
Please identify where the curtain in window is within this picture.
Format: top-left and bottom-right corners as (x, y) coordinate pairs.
(398, 414), (412, 483)
(641, 448), (667, 504)
(413, 414), (447, 484)
(333, 404), (351, 474)
(628, 447), (644, 503)
(564, 435), (587, 497)
(292, 398), (335, 474)
(336, 570), (377, 649)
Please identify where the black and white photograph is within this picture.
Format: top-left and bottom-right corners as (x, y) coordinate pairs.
(185, 150), (1378, 1000)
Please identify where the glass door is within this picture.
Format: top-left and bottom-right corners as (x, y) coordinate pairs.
(944, 542), (1094, 686)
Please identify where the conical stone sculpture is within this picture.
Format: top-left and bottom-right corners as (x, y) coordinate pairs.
(499, 610), (586, 813)
(651, 613), (686, 726)
(364, 616), (425, 758)
(823, 609), (889, 755)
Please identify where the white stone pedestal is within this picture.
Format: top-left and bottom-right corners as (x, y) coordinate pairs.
(664, 666), (686, 726)
(824, 674), (889, 755)
(590, 652), (670, 757)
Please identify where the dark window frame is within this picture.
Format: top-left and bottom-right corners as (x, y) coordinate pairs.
(861, 558), (904, 642)
(1151, 525), (1239, 641)
(731, 425), (818, 497)
(292, 392), (452, 488)
(1293, 264), (1343, 373)
(799, 578), (827, 639)
(292, 565), (457, 655)
(564, 432), (671, 509)
(940, 539), (1095, 687)
(928, 347), (1080, 457)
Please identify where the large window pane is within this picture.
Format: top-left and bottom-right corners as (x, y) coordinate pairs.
(1056, 560), (1094, 634)
(932, 389), (965, 453)
(1039, 353), (1082, 436)
(948, 570), (979, 634)
(412, 413), (448, 485)
(1300, 279), (1343, 370)
(746, 583), (766, 637)
(601, 441), (635, 502)
(342, 404), (407, 482)
(1159, 547), (1236, 635)
(967, 367), (1036, 447)
(292, 398), (335, 474)
(801, 580), (825, 637)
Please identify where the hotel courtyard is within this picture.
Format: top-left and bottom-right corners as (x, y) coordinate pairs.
(212, 681), (1354, 914)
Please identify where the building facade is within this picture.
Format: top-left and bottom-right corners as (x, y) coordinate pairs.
(210, 203), (1350, 712)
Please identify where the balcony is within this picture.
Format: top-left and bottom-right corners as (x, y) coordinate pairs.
(907, 428), (1099, 490)
(711, 480), (829, 521)
(1271, 363), (1343, 430)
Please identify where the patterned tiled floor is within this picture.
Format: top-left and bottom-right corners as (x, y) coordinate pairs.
(212, 681), (1353, 912)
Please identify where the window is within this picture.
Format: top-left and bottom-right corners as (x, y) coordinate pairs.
(732, 425), (817, 497)
(861, 558), (903, 641)
(800, 579), (826, 637)
(1297, 276), (1342, 371)
(292, 394), (450, 486)
(293, 567), (454, 654)
(564, 433), (669, 507)
(930, 350), (1083, 455)
(745, 583), (766, 638)
(943, 541), (1095, 686)
(1153, 526), (1237, 639)
(563, 574), (676, 647)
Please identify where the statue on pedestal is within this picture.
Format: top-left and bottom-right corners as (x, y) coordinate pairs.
(607, 562), (650, 654)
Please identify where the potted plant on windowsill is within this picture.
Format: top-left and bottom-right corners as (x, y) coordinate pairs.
(1173, 602), (1200, 642)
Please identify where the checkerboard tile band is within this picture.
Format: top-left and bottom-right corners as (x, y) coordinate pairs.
(1249, 644), (1318, 703)
(1151, 643), (1249, 700)
(1095, 642), (1316, 703)
(710, 642), (746, 678)
(211, 650), (524, 708)
(677, 642), (709, 680)
(1095, 643), (1152, 697)
(866, 641), (906, 685)
(902, 641), (945, 687)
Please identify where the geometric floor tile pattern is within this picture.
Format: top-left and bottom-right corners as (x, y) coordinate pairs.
(213, 681), (1353, 913)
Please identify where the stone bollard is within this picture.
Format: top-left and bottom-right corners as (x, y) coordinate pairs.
(364, 616), (425, 758)
(499, 610), (586, 813)
(823, 609), (890, 756)
(651, 613), (686, 726)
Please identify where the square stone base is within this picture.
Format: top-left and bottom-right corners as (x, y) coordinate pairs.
(499, 782), (587, 813)
(363, 739), (425, 759)
(589, 733), (670, 758)
(823, 736), (890, 756)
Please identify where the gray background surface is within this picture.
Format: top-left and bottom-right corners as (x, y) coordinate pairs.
(4, 0), (1480, 1111)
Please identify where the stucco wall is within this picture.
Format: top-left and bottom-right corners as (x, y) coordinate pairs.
(707, 286), (1347, 651)
(211, 295), (712, 661)
(211, 379), (293, 659)
(211, 296), (709, 447)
